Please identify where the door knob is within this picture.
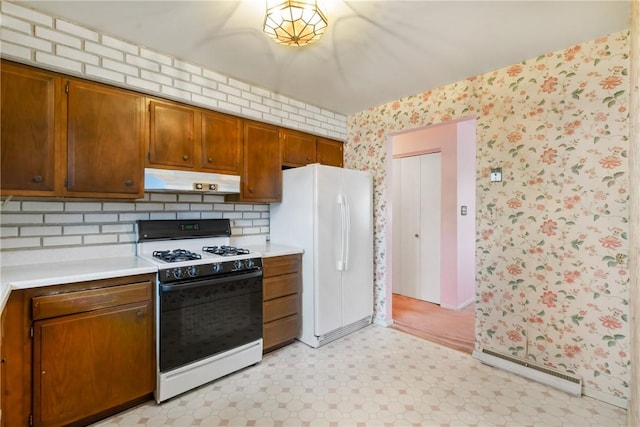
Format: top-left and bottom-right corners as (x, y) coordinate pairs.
(414, 234), (420, 238)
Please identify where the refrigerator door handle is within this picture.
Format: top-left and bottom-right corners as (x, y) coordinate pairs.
(344, 197), (350, 271)
(337, 193), (346, 271)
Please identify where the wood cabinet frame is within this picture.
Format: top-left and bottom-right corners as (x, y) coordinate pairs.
(0, 274), (155, 427)
(262, 254), (302, 353)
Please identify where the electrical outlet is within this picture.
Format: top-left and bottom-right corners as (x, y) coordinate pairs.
(616, 253), (626, 265)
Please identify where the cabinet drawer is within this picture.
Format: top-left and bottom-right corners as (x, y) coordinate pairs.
(32, 281), (152, 320)
(263, 314), (300, 351)
(263, 294), (299, 323)
(263, 254), (300, 277)
(264, 274), (299, 301)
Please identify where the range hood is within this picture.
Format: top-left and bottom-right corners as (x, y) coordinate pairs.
(144, 168), (240, 194)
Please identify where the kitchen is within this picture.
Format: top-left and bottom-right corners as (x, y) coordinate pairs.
(0, 1), (638, 426)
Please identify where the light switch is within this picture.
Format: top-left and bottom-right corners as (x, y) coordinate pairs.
(490, 167), (502, 182)
(461, 206), (467, 215)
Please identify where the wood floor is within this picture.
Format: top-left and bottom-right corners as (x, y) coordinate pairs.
(391, 293), (475, 354)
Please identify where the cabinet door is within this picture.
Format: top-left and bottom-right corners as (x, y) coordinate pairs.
(281, 129), (316, 167)
(33, 301), (154, 427)
(316, 137), (344, 167)
(236, 121), (282, 202)
(201, 111), (242, 175)
(1, 61), (60, 196)
(66, 80), (144, 197)
(148, 100), (195, 168)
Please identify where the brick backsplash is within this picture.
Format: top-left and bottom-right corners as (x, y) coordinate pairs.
(0, 194), (269, 252)
(0, 1), (347, 140)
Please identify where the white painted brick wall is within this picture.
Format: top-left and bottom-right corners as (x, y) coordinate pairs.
(0, 194), (270, 253)
(0, 0), (341, 257)
(0, 1), (347, 139)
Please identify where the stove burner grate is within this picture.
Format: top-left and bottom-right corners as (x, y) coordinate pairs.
(153, 249), (202, 263)
(202, 245), (250, 256)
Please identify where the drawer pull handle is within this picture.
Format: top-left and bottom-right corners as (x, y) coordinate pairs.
(124, 179), (133, 187)
(33, 175), (44, 183)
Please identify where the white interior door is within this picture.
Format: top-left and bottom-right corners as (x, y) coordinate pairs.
(398, 156), (421, 299)
(392, 152), (442, 304)
(419, 153), (441, 304)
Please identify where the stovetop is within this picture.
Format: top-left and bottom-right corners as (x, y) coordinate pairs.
(136, 219), (261, 275)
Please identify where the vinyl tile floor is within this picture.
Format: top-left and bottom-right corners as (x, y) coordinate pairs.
(94, 325), (627, 427)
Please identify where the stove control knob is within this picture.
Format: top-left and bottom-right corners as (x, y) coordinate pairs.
(173, 268), (185, 280)
(233, 260), (244, 270)
(212, 263), (222, 273)
(245, 259), (255, 269)
(186, 266), (198, 277)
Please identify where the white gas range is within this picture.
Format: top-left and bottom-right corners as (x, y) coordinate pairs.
(136, 219), (263, 403)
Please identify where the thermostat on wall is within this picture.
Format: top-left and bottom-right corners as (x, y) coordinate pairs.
(490, 167), (502, 182)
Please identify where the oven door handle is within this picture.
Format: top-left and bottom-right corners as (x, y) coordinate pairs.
(159, 269), (263, 292)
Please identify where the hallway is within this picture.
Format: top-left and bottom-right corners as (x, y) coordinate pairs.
(392, 293), (475, 354)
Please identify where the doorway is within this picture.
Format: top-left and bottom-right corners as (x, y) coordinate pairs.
(387, 118), (476, 353)
(392, 152), (441, 304)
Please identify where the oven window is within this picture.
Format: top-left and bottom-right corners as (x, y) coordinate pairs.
(159, 272), (262, 372)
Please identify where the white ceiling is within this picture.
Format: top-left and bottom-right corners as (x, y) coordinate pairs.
(19, 0), (630, 115)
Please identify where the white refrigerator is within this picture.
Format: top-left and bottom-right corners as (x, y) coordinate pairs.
(270, 164), (374, 348)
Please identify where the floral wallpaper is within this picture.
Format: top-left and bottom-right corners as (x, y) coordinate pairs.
(345, 31), (630, 401)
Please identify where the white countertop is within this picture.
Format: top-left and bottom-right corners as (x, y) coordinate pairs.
(0, 256), (157, 312)
(0, 243), (303, 313)
(246, 243), (303, 258)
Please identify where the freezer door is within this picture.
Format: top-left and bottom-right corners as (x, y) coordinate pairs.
(314, 165), (344, 336)
(339, 168), (374, 326)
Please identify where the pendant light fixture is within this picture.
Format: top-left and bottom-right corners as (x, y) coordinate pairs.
(263, 0), (328, 46)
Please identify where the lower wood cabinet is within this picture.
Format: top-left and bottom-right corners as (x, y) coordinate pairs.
(262, 254), (302, 353)
(1, 274), (155, 427)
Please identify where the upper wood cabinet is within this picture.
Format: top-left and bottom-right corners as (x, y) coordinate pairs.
(147, 100), (243, 176)
(1, 62), (62, 196)
(148, 99), (195, 168)
(317, 137), (344, 167)
(65, 80), (145, 198)
(201, 111), (242, 175)
(0, 60), (145, 199)
(227, 121), (282, 203)
(281, 129), (316, 168)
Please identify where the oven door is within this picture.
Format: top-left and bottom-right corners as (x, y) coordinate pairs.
(158, 269), (263, 373)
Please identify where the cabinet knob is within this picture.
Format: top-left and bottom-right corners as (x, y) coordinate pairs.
(32, 175), (44, 183)
(249, 186), (255, 193)
(306, 156), (311, 161)
(183, 155), (189, 161)
(208, 157), (213, 163)
(136, 310), (145, 318)
(124, 179), (133, 187)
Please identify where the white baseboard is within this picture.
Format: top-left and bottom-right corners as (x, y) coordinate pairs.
(373, 316), (394, 327)
(441, 296), (475, 310)
(583, 386), (629, 409)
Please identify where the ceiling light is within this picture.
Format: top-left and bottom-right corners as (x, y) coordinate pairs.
(263, 0), (328, 46)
